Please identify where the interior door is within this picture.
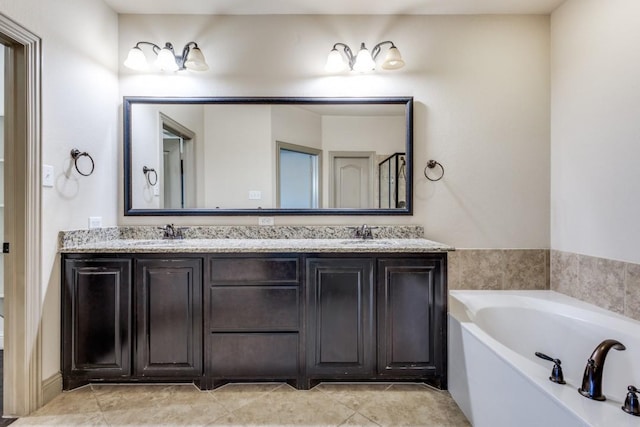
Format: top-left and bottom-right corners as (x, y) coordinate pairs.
(330, 152), (375, 209)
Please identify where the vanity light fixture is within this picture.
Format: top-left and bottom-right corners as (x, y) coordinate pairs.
(325, 41), (405, 73)
(124, 41), (209, 72)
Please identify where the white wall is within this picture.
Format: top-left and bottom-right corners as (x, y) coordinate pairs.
(0, 0), (119, 381)
(551, 0), (640, 264)
(118, 14), (551, 249)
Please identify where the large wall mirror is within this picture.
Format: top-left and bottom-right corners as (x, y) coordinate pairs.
(124, 96), (413, 216)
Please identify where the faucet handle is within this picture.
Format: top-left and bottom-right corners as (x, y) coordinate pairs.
(347, 226), (363, 238)
(623, 385), (640, 416)
(535, 352), (566, 384)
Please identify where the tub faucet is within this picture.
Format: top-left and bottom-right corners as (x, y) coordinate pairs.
(578, 339), (626, 401)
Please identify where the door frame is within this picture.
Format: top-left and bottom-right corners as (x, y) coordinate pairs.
(0, 13), (42, 416)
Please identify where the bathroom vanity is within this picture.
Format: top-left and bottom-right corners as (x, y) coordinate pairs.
(61, 234), (450, 391)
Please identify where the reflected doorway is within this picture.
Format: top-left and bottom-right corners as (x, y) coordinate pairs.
(159, 113), (195, 209)
(329, 151), (375, 209)
(276, 141), (321, 209)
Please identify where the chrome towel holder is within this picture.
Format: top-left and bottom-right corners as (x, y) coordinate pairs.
(143, 166), (158, 186)
(424, 159), (444, 182)
(70, 149), (95, 176)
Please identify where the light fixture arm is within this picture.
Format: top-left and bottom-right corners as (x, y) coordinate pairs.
(371, 41), (397, 61)
(133, 41), (162, 54)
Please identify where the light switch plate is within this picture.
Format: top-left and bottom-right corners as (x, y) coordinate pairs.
(249, 190), (262, 200)
(42, 164), (54, 187)
(88, 216), (102, 229)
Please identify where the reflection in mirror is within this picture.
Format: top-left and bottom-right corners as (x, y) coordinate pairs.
(277, 141), (321, 209)
(124, 97), (413, 215)
(379, 153), (407, 209)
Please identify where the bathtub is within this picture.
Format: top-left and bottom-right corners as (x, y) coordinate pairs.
(448, 290), (640, 427)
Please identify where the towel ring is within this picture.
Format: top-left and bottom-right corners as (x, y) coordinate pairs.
(70, 149), (95, 177)
(424, 159), (444, 182)
(143, 166), (158, 186)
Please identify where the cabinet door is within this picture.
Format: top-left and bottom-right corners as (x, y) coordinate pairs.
(62, 258), (131, 381)
(377, 257), (446, 380)
(135, 258), (202, 377)
(306, 258), (374, 377)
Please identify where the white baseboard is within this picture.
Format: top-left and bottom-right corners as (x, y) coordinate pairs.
(42, 372), (63, 406)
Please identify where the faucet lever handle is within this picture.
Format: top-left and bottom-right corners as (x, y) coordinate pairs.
(535, 352), (566, 384)
(623, 385), (640, 416)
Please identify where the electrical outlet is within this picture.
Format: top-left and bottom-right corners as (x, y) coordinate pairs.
(249, 190), (262, 200)
(88, 216), (102, 229)
(42, 164), (54, 187)
(258, 217), (274, 226)
(153, 186), (160, 196)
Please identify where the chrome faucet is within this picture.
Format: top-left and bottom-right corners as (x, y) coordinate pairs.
(578, 339), (626, 401)
(159, 224), (184, 240)
(347, 224), (378, 239)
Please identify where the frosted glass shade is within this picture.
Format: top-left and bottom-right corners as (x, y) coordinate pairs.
(124, 47), (148, 71)
(156, 47), (179, 72)
(325, 48), (348, 73)
(184, 47), (209, 71)
(353, 45), (375, 72)
(381, 46), (405, 70)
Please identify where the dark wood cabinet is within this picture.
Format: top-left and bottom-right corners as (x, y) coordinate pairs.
(62, 251), (446, 391)
(377, 257), (447, 388)
(62, 258), (132, 389)
(306, 258), (374, 380)
(135, 258), (202, 378)
(207, 256), (301, 387)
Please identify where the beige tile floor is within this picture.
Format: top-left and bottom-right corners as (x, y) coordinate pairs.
(11, 382), (470, 427)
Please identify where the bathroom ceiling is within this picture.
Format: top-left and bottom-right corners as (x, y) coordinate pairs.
(103, 0), (567, 15)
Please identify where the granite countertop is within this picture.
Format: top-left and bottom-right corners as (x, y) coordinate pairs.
(60, 238), (453, 254)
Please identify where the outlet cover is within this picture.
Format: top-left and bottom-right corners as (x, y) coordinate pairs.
(258, 217), (275, 226)
(88, 217), (102, 229)
(249, 190), (262, 200)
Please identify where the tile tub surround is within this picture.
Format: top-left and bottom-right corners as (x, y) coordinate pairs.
(59, 225), (427, 248)
(551, 250), (640, 321)
(447, 249), (550, 291)
(12, 383), (470, 427)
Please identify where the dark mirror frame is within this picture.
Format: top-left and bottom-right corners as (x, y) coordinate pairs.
(123, 96), (413, 216)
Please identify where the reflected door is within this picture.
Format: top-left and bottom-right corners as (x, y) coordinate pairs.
(330, 152), (375, 209)
(162, 135), (184, 209)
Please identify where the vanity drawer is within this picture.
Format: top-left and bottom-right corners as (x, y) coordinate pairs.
(209, 257), (299, 284)
(209, 333), (298, 377)
(209, 286), (299, 331)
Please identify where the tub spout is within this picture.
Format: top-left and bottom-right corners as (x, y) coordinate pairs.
(578, 339), (626, 401)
